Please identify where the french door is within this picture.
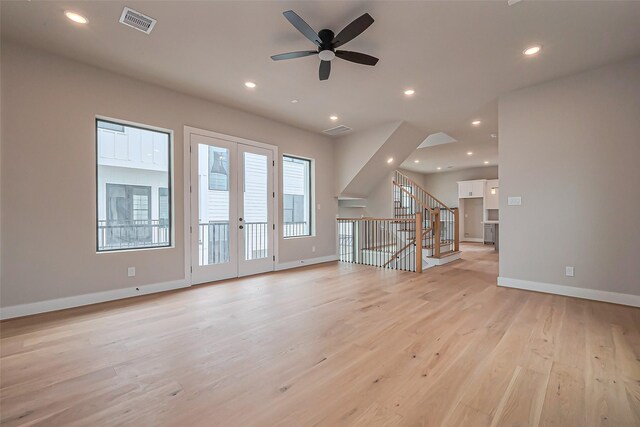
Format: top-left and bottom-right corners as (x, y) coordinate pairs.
(190, 132), (275, 284)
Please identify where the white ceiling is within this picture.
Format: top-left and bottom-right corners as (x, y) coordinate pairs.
(3, 1), (640, 173)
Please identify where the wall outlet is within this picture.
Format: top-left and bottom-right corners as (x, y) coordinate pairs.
(508, 196), (522, 206)
(565, 266), (574, 277)
(127, 267), (136, 277)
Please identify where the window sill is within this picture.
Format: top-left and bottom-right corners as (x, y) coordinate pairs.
(96, 244), (174, 254)
(283, 235), (314, 240)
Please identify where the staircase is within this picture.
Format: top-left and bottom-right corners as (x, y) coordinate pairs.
(336, 170), (460, 272)
(392, 170), (460, 269)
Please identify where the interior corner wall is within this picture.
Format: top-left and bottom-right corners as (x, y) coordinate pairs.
(499, 56), (640, 298)
(0, 40), (337, 308)
(364, 169), (426, 218)
(423, 166), (498, 208)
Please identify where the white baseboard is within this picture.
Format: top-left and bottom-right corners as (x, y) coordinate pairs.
(462, 238), (484, 243)
(497, 277), (640, 308)
(275, 255), (338, 271)
(0, 279), (190, 320)
(426, 251), (462, 267)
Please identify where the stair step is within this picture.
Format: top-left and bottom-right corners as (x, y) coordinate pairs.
(427, 250), (460, 259)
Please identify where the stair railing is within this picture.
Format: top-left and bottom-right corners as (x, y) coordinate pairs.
(337, 214), (424, 272)
(393, 170), (460, 257)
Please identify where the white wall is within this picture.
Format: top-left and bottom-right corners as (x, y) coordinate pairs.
(423, 166), (499, 208)
(499, 56), (640, 298)
(362, 169), (426, 218)
(334, 122), (399, 196)
(0, 41), (337, 308)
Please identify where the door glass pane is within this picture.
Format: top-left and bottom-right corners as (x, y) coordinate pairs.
(243, 152), (268, 260)
(198, 144), (230, 266)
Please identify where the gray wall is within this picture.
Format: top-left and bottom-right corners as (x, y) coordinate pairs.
(463, 198), (484, 239)
(499, 56), (640, 296)
(1, 41), (337, 307)
(423, 166), (498, 208)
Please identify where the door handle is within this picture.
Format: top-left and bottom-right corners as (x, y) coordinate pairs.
(239, 225), (244, 229)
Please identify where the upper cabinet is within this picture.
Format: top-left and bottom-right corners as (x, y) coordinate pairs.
(458, 180), (485, 198)
(485, 179), (499, 209)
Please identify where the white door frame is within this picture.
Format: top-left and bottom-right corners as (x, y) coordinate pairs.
(183, 126), (280, 284)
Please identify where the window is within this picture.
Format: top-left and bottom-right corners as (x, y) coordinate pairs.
(96, 119), (171, 251)
(282, 155), (311, 237)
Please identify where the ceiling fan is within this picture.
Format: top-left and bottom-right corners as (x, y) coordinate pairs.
(271, 10), (379, 81)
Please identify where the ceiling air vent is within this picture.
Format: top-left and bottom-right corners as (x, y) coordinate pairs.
(323, 125), (352, 136)
(119, 7), (157, 34)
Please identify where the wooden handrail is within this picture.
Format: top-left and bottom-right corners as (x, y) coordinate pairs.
(382, 226), (432, 268)
(393, 181), (434, 214)
(395, 170), (453, 212)
(382, 238), (416, 268)
(337, 217), (415, 222)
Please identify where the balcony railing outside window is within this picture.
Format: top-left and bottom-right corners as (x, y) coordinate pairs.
(98, 220), (170, 251)
(283, 221), (308, 238)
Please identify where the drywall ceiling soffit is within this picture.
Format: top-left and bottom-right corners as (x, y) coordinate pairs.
(341, 121), (426, 197)
(334, 121), (403, 195)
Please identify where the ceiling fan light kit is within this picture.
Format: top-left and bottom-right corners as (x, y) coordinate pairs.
(271, 10), (379, 81)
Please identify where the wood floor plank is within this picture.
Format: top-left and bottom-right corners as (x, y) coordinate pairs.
(1, 244), (638, 426)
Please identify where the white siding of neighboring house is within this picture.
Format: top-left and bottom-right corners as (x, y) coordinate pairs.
(197, 145), (269, 224)
(97, 126), (170, 223)
(283, 159), (310, 227)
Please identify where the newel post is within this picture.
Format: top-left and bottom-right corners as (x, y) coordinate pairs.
(415, 212), (423, 273)
(433, 207), (441, 258)
(452, 208), (460, 252)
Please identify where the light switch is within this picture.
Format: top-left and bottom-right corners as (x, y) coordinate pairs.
(565, 266), (575, 277)
(508, 196), (522, 206)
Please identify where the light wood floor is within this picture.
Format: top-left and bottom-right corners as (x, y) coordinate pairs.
(1, 244), (639, 426)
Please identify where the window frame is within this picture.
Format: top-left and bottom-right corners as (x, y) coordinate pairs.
(282, 155), (313, 239)
(95, 117), (173, 253)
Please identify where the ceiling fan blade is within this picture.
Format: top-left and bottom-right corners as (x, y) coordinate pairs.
(332, 13), (374, 48)
(283, 10), (322, 46)
(335, 50), (379, 66)
(271, 51), (318, 61)
(319, 60), (331, 81)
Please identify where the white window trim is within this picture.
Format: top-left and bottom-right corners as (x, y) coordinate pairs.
(95, 115), (175, 254)
(282, 153), (315, 239)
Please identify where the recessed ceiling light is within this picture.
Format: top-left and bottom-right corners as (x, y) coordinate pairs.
(523, 45), (542, 56)
(291, 99), (298, 104)
(467, 151), (473, 156)
(436, 167), (442, 170)
(414, 160), (420, 163)
(387, 158), (394, 164)
(244, 81), (256, 88)
(471, 120), (481, 126)
(404, 89), (415, 96)
(330, 115), (338, 121)
(65, 11), (88, 24)
(484, 161), (489, 164)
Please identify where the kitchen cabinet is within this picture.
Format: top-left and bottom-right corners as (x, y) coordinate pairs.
(484, 223), (495, 244)
(458, 180), (485, 198)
